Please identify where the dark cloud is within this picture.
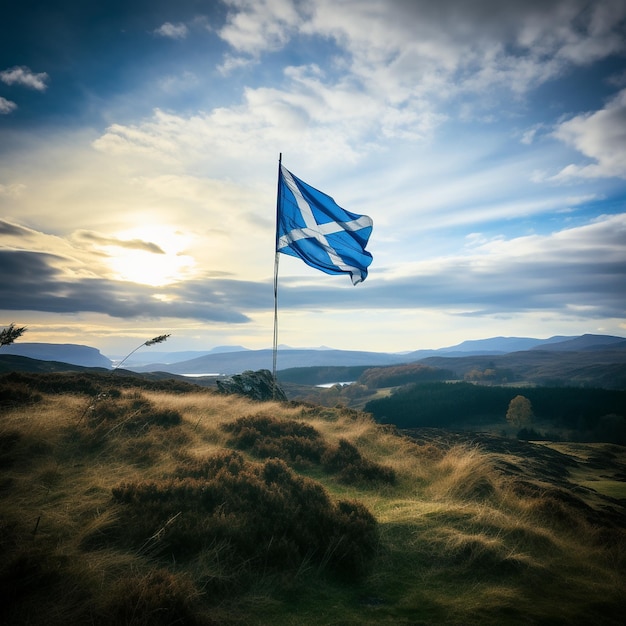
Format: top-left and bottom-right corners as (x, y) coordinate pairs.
(0, 219), (31, 236)
(276, 254), (626, 320)
(385, 0), (625, 43)
(73, 230), (166, 254)
(1, 230), (624, 328)
(0, 250), (252, 323)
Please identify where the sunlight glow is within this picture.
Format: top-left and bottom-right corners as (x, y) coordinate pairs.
(105, 226), (196, 286)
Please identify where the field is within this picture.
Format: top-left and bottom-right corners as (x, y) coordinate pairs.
(1, 373), (625, 625)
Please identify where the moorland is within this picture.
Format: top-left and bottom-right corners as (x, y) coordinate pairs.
(1, 370), (625, 625)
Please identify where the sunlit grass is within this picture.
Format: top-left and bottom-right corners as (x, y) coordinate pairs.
(1, 379), (624, 625)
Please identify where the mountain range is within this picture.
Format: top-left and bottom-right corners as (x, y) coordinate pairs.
(0, 343), (111, 368)
(0, 334), (626, 389)
(126, 334), (626, 375)
(3, 334), (625, 376)
(0, 334), (626, 375)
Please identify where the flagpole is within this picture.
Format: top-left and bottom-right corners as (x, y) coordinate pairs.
(272, 153), (282, 394)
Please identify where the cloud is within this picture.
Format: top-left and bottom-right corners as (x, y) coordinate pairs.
(5, 211), (621, 325)
(217, 54), (256, 76)
(0, 66), (49, 91)
(278, 213), (626, 320)
(219, 0), (300, 55)
(552, 88), (626, 179)
(89, 2), (626, 174)
(0, 219), (31, 237)
(0, 249), (254, 323)
(92, 57), (444, 170)
(0, 182), (25, 196)
(153, 22), (189, 39)
(73, 230), (166, 254)
(0, 97), (17, 114)
(218, 0), (626, 102)
(0, 219), (32, 236)
(158, 70), (199, 94)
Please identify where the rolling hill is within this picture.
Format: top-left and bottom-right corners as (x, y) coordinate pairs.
(128, 334), (626, 377)
(2, 334), (626, 390)
(1, 372), (624, 625)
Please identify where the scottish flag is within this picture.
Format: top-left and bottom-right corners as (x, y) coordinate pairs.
(277, 165), (373, 285)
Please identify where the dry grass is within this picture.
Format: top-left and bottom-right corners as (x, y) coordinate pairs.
(1, 380), (625, 625)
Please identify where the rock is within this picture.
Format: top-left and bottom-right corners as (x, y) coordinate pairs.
(216, 369), (287, 401)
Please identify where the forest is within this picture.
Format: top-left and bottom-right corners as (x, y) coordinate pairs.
(364, 382), (626, 444)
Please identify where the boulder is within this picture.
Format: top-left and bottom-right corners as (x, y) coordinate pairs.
(216, 369), (287, 402)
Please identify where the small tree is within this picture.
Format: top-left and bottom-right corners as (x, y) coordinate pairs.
(0, 323), (27, 348)
(506, 394), (533, 428)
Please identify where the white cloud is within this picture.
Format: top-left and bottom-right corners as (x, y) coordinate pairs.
(91, 1), (626, 173)
(520, 123), (544, 145)
(219, 0), (301, 55)
(219, 1), (626, 99)
(158, 71), (199, 94)
(211, 0), (626, 137)
(92, 76), (380, 169)
(217, 54), (256, 76)
(0, 96), (17, 114)
(153, 22), (188, 39)
(552, 88), (626, 179)
(0, 182), (25, 196)
(0, 66), (49, 91)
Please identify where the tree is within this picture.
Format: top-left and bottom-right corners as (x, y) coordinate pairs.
(506, 395), (533, 428)
(0, 323), (27, 348)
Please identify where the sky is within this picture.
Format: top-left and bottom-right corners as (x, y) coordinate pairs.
(1, 0), (625, 358)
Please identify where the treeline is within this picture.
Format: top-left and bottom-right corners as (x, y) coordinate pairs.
(358, 363), (454, 388)
(278, 365), (371, 385)
(278, 363), (454, 387)
(364, 382), (626, 443)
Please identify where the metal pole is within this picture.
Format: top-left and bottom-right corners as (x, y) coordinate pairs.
(272, 153), (282, 394)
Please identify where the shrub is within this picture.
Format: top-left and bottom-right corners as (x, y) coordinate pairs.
(322, 438), (396, 486)
(222, 414), (326, 466)
(0, 371), (207, 397)
(1, 372), (105, 396)
(223, 415), (396, 485)
(107, 451), (378, 588)
(96, 568), (206, 626)
(0, 381), (42, 410)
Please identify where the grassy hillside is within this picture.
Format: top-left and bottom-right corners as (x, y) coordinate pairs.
(1, 373), (625, 625)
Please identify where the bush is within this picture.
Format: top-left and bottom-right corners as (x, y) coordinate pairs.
(96, 568), (206, 626)
(107, 451), (378, 587)
(0, 371), (207, 398)
(223, 415), (396, 485)
(0, 381), (42, 410)
(222, 414), (326, 466)
(322, 438), (396, 486)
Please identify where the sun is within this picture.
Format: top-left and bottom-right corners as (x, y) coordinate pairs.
(105, 226), (196, 287)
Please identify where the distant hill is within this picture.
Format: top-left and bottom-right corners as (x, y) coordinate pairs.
(130, 334), (626, 377)
(109, 345), (250, 366)
(132, 348), (405, 375)
(1, 343), (111, 368)
(529, 334), (626, 352)
(419, 344), (626, 389)
(402, 335), (578, 359)
(2, 335), (625, 388)
(0, 354), (110, 375)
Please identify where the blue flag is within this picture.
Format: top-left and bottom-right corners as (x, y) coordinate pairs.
(277, 165), (373, 285)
